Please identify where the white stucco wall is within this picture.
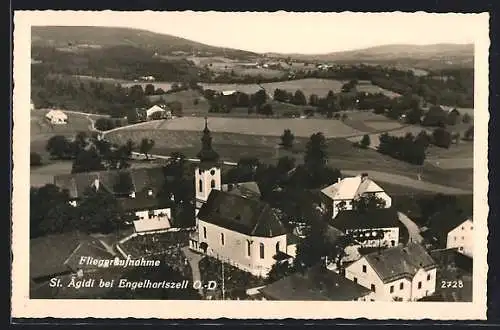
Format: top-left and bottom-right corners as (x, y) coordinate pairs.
(345, 257), (436, 301)
(346, 227), (399, 248)
(197, 220), (287, 277)
(447, 219), (474, 257)
(195, 166), (221, 203)
(135, 207), (171, 221)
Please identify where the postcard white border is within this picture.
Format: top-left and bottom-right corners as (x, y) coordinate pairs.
(12, 11), (490, 320)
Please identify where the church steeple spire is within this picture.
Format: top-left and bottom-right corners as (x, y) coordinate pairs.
(197, 117), (219, 163)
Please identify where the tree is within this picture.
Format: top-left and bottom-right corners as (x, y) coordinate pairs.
(416, 130), (431, 148)
(144, 84), (155, 96)
(280, 129), (295, 150)
(46, 135), (72, 159)
(72, 149), (105, 173)
(292, 89), (307, 105)
(139, 138), (155, 159)
(352, 194), (387, 211)
(169, 101), (183, 117)
(359, 134), (371, 149)
(432, 127), (452, 148)
(267, 261), (293, 283)
(76, 187), (124, 234)
(30, 152), (42, 166)
(406, 107), (424, 124)
(95, 118), (114, 131)
(304, 132), (327, 170)
(125, 139), (135, 157)
(259, 103), (273, 116)
(30, 184), (74, 238)
(309, 94), (319, 106)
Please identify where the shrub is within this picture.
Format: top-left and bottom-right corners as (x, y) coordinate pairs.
(432, 128), (452, 148)
(30, 152), (42, 166)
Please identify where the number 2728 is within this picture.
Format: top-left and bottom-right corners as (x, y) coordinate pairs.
(441, 280), (464, 288)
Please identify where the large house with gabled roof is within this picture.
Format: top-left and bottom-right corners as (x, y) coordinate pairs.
(344, 242), (437, 301)
(188, 118), (296, 277)
(320, 173), (392, 219)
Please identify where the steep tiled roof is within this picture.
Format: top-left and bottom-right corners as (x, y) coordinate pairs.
(54, 167), (170, 199)
(197, 190), (287, 238)
(30, 232), (110, 280)
(331, 208), (399, 231)
(221, 181), (261, 199)
(260, 265), (371, 301)
(362, 243), (436, 283)
(321, 175), (385, 200)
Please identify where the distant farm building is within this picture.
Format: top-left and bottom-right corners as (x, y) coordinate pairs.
(140, 75), (156, 82)
(146, 105), (170, 120)
(45, 110), (68, 125)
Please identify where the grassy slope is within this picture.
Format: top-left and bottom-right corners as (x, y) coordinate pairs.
(31, 26), (257, 58)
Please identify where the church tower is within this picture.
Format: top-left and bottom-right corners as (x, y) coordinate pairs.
(194, 117), (221, 213)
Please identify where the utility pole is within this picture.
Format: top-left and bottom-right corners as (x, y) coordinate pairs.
(221, 259), (225, 300)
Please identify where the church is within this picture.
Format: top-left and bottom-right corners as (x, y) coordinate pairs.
(189, 118), (297, 278)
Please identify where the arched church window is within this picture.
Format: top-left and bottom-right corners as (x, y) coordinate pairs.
(199, 179), (203, 193)
(210, 169), (215, 176)
(211, 179), (216, 188)
(260, 243), (265, 259)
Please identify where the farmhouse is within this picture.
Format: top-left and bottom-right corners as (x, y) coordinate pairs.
(320, 173), (392, 219)
(259, 264), (375, 301)
(188, 118), (295, 277)
(146, 105), (168, 120)
(118, 196), (174, 233)
(54, 167), (171, 206)
(330, 208), (400, 249)
(425, 213), (474, 258)
(30, 231), (113, 284)
(45, 109), (68, 124)
(344, 243), (437, 301)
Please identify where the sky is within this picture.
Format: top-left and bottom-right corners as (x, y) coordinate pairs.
(25, 11), (487, 54)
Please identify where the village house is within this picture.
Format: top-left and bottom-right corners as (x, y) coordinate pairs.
(330, 208), (400, 249)
(146, 105), (170, 120)
(30, 231), (113, 285)
(45, 109), (68, 124)
(446, 218), (473, 258)
(320, 173), (392, 219)
(53, 167), (178, 233)
(188, 119), (295, 277)
(259, 264), (375, 301)
(344, 243), (437, 301)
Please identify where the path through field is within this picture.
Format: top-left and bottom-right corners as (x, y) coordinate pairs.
(397, 212), (423, 244)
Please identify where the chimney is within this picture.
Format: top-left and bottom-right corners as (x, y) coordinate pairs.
(337, 177), (342, 183)
(361, 173), (368, 182)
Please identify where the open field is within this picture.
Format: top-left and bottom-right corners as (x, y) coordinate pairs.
(133, 116), (363, 138)
(356, 80), (401, 98)
(105, 126), (473, 193)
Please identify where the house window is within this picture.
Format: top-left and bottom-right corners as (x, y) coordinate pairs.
(371, 284), (376, 292)
(459, 246), (464, 251)
(276, 242), (280, 253)
(220, 233), (224, 246)
(259, 243), (265, 259)
(391, 240), (396, 247)
(362, 265), (367, 273)
(471, 226), (473, 230)
(461, 236), (464, 240)
(418, 281), (422, 289)
(400, 282), (404, 290)
(353, 277), (358, 284)
(148, 210), (155, 219)
(427, 274), (431, 281)
(198, 169), (202, 175)
(461, 226), (464, 230)
(247, 241), (251, 257)
(198, 179), (203, 193)
(390, 285), (394, 293)
(203, 226), (207, 239)
(211, 179), (216, 188)
(454, 236), (457, 241)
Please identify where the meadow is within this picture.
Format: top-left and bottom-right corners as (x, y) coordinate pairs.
(104, 124), (473, 194)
